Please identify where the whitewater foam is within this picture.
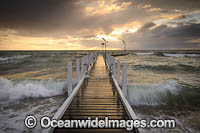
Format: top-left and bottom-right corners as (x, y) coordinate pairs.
(0, 77), (67, 104)
(127, 80), (181, 106)
(135, 52), (154, 55)
(163, 53), (200, 57)
(0, 55), (31, 64)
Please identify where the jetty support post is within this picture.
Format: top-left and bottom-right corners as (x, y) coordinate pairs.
(76, 59), (80, 83)
(67, 61), (72, 96)
(122, 63), (127, 98)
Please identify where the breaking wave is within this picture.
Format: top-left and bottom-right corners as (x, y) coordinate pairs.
(133, 64), (200, 72)
(134, 52), (154, 55)
(132, 52), (200, 58)
(0, 77), (67, 104)
(163, 53), (200, 57)
(0, 55), (32, 64)
(127, 80), (182, 106)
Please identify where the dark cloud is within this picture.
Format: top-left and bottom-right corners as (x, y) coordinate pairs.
(0, 0), (96, 33)
(163, 23), (200, 38)
(136, 22), (200, 38)
(0, 0), (96, 37)
(0, 0), (75, 29)
(0, 0), (151, 37)
(138, 22), (156, 32)
(0, 0), (200, 50)
(188, 19), (199, 24)
(124, 23), (200, 49)
(1, 0), (197, 37)
(133, 0), (200, 11)
(0, 0), (199, 34)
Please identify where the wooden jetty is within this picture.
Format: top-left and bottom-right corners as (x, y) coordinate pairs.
(43, 53), (141, 133)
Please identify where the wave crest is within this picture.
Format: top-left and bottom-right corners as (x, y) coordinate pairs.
(0, 55), (32, 64)
(133, 64), (200, 72)
(0, 77), (67, 104)
(127, 80), (181, 106)
(163, 53), (200, 57)
(134, 52), (154, 55)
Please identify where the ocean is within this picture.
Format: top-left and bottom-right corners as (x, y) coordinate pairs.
(0, 50), (200, 132)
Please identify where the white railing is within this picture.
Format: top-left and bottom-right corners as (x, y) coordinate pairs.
(67, 53), (97, 96)
(105, 54), (128, 97)
(43, 53), (97, 133)
(105, 54), (143, 133)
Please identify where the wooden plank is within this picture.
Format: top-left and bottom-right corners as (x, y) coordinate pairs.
(53, 55), (135, 133)
(65, 110), (125, 113)
(70, 103), (123, 106)
(68, 106), (124, 110)
(70, 103), (123, 105)
(69, 105), (123, 108)
(68, 107), (124, 111)
(74, 96), (119, 98)
(62, 115), (128, 120)
(64, 112), (126, 116)
(70, 99), (122, 102)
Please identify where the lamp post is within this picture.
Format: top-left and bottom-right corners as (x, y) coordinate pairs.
(122, 40), (126, 53)
(101, 38), (107, 60)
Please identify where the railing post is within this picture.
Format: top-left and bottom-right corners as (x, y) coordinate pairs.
(81, 57), (84, 77)
(76, 59), (80, 83)
(67, 61), (72, 96)
(117, 59), (120, 85)
(89, 55), (91, 66)
(122, 63), (127, 98)
(108, 56), (111, 70)
(84, 63), (88, 75)
(84, 57), (88, 75)
(112, 57), (115, 76)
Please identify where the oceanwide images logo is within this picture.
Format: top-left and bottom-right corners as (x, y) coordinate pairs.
(24, 116), (176, 130)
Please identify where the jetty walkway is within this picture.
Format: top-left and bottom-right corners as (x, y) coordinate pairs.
(43, 53), (140, 133)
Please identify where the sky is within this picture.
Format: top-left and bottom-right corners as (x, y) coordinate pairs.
(0, 0), (200, 50)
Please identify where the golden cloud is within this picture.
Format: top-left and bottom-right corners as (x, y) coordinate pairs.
(160, 14), (186, 20)
(84, 0), (131, 16)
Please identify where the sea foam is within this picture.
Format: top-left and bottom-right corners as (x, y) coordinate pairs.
(135, 52), (154, 55)
(127, 80), (181, 106)
(163, 53), (200, 57)
(0, 55), (31, 64)
(0, 77), (67, 104)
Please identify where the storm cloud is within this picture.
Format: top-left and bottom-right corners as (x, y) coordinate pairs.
(0, 0), (200, 50)
(124, 22), (200, 49)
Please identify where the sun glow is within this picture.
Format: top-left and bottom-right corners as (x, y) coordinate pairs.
(84, 0), (131, 16)
(111, 21), (142, 35)
(96, 34), (118, 41)
(160, 14), (186, 20)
